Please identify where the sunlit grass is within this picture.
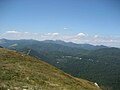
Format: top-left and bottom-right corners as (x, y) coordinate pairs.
(0, 48), (102, 90)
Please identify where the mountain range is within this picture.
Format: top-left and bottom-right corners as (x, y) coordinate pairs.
(0, 38), (120, 90)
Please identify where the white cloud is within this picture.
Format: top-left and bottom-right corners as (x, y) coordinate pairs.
(47, 33), (59, 36)
(63, 27), (68, 30)
(5, 31), (20, 34)
(94, 35), (99, 38)
(1, 31), (33, 40)
(77, 33), (87, 37)
(0, 31), (120, 47)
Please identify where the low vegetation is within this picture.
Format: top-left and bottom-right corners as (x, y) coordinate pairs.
(0, 48), (102, 90)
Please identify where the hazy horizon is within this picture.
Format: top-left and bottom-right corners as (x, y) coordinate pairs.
(0, 36), (119, 48)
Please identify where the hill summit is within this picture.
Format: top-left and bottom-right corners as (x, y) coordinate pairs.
(0, 48), (102, 90)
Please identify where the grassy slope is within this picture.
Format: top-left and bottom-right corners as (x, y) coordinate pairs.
(0, 48), (102, 90)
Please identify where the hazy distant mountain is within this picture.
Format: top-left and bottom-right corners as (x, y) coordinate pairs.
(0, 39), (90, 55)
(0, 39), (107, 50)
(44, 40), (108, 50)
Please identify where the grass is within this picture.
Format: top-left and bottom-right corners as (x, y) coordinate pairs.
(0, 48), (102, 90)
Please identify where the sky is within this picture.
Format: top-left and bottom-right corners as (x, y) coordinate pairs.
(0, 0), (120, 47)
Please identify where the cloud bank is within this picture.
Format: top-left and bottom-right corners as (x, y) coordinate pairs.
(0, 31), (120, 48)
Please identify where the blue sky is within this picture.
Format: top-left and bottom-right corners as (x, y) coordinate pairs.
(0, 0), (120, 47)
